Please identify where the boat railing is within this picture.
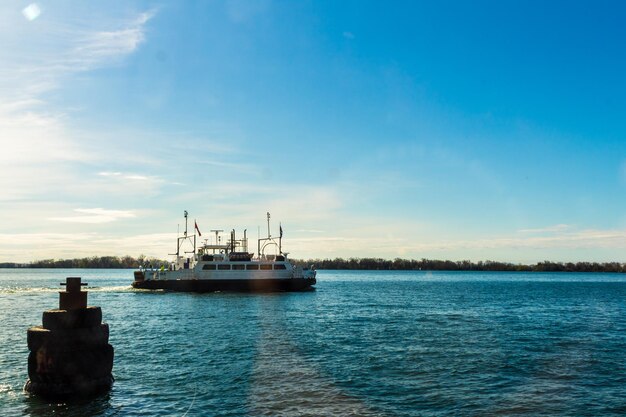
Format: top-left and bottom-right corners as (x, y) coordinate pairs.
(293, 265), (305, 279)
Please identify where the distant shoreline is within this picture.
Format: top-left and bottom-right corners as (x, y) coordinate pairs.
(1, 256), (625, 273)
(294, 258), (626, 273)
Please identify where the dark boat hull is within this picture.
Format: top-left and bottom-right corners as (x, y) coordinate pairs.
(132, 277), (316, 292)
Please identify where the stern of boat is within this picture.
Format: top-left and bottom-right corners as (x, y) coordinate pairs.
(292, 265), (316, 287)
(133, 271), (145, 282)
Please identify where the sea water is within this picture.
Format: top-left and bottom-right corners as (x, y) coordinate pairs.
(0, 269), (625, 416)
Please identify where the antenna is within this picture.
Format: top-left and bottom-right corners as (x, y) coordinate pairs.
(210, 230), (223, 246)
(267, 212), (271, 238)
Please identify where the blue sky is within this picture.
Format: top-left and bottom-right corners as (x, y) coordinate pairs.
(2, 1), (626, 263)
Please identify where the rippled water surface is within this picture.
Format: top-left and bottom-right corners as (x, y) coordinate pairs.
(1, 269), (625, 416)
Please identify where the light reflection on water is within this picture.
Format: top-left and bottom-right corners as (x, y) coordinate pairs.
(0, 269), (625, 416)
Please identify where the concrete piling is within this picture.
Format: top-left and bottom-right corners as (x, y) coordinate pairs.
(24, 277), (114, 399)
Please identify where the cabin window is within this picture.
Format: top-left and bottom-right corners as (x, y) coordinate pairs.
(274, 264), (287, 270)
(232, 264), (245, 270)
(202, 264), (216, 270)
(246, 264), (259, 270)
(218, 264), (230, 270)
(260, 264), (272, 270)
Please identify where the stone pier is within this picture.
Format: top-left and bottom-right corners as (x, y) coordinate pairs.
(24, 277), (114, 399)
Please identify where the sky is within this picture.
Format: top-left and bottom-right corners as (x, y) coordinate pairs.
(2, 0), (626, 263)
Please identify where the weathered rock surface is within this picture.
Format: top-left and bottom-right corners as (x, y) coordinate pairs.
(24, 277), (114, 399)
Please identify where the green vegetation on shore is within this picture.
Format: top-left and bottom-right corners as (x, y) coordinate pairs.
(293, 258), (626, 273)
(0, 256), (168, 269)
(1, 256), (626, 273)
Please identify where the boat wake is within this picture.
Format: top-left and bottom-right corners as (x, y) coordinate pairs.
(0, 285), (134, 295)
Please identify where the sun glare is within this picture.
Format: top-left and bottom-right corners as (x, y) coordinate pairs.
(22, 3), (41, 21)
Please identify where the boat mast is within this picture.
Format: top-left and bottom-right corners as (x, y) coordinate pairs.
(257, 212), (282, 258)
(210, 230), (223, 254)
(170, 211), (191, 258)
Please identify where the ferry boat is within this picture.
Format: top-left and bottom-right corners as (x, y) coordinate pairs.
(132, 211), (316, 292)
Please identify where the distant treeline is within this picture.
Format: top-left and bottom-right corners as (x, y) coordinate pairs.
(0, 256), (168, 269)
(293, 258), (626, 273)
(1, 256), (626, 273)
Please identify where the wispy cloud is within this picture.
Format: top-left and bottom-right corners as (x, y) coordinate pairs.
(2, 8), (156, 104)
(0, 232), (96, 262)
(281, 223), (626, 261)
(50, 208), (136, 224)
(69, 10), (157, 71)
(198, 160), (257, 174)
(177, 183), (345, 224)
(413, 229), (626, 251)
(98, 171), (156, 182)
(0, 232), (174, 262)
(0, 7), (156, 202)
(517, 224), (572, 234)
(391, 227), (626, 256)
(94, 171), (177, 197)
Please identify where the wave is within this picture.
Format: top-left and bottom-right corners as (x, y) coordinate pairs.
(0, 285), (134, 295)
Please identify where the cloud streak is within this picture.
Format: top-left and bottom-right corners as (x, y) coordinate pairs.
(283, 225), (626, 261)
(408, 228), (626, 251)
(517, 224), (572, 234)
(98, 171), (158, 182)
(2, 8), (156, 106)
(69, 10), (157, 71)
(0, 232), (174, 262)
(0, 7), (156, 202)
(49, 208), (136, 224)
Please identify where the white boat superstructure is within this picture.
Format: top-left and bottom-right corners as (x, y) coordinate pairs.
(133, 212), (316, 292)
